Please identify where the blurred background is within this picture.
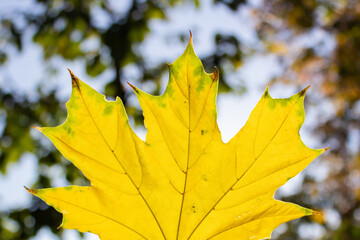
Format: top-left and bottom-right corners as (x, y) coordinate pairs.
(0, 0), (359, 239)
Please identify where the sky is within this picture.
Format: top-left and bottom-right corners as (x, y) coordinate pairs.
(0, 0), (332, 239)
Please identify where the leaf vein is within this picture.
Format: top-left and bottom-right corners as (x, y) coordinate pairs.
(43, 194), (148, 239)
(208, 213), (305, 239)
(76, 87), (167, 239)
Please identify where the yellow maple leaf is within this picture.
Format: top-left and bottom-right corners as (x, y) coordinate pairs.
(27, 36), (327, 240)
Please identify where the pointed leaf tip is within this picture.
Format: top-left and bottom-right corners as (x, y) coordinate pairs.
(212, 67), (219, 81)
(313, 210), (324, 216)
(299, 85), (311, 97)
(127, 82), (139, 94)
(263, 84), (270, 98)
(323, 147), (331, 152)
(67, 68), (80, 89)
(32, 125), (42, 132)
(24, 186), (37, 194)
(188, 30), (193, 47)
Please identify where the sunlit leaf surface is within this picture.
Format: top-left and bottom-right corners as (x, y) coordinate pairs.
(28, 36), (325, 240)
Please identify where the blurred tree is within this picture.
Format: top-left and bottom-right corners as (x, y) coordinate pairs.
(0, 0), (245, 239)
(248, 0), (360, 239)
(1, 0), (360, 239)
